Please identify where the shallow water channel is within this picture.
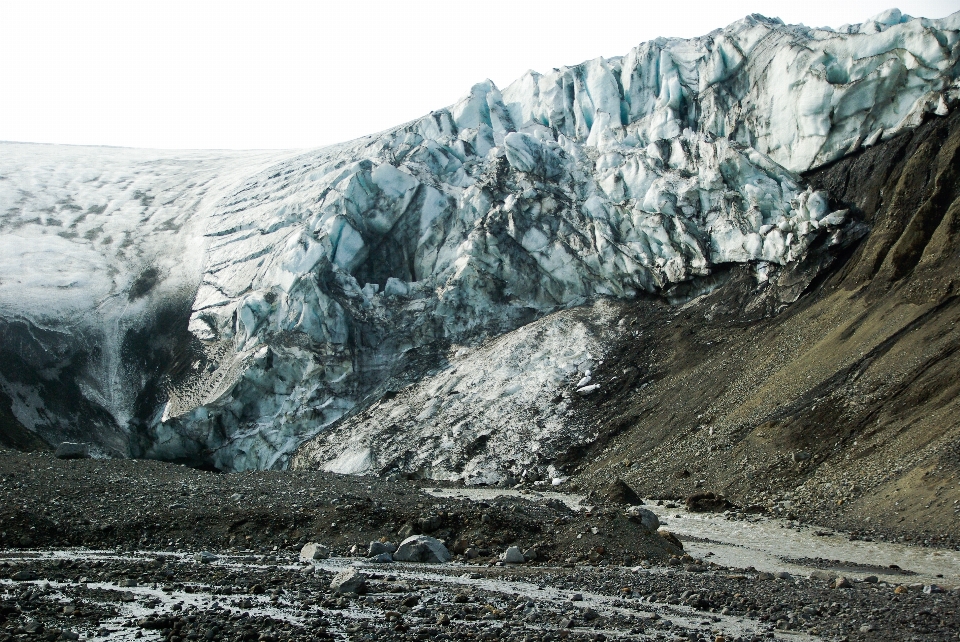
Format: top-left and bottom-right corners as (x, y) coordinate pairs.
(424, 487), (960, 588)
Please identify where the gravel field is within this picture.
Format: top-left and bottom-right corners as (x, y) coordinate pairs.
(3, 449), (960, 641)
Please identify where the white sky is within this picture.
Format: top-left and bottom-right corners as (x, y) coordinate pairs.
(1, 1), (957, 150)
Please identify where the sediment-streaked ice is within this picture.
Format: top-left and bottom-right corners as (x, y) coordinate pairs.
(1, 9), (957, 473)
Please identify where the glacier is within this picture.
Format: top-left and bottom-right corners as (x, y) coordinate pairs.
(1, 9), (958, 475)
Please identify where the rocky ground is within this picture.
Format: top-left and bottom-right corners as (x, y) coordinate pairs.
(0, 449), (676, 564)
(3, 448), (960, 641)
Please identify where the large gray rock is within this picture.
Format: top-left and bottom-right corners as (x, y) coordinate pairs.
(55, 442), (91, 460)
(330, 567), (367, 594)
(299, 542), (329, 562)
(625, 505), (660, 532)
(393, 535), (451, 563)
(501, 546), (525, 564)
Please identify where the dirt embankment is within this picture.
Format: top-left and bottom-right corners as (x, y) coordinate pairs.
(3, 449), (960, 642)
(570, 111), (960, 547)
(0, 448), (676, 565)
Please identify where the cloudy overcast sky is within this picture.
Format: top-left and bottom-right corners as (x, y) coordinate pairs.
(1, 1), (956, 149)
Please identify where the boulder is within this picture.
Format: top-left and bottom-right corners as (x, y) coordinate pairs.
(55, 442), (91, 460)
(501, 546), (525, 563)
(330, 567), (367, 594)
(393, 535), (451, 563)
(602, 479), (643, 505)
(685, 492), (733, 513)
(658, 530), (683, 551)
(625, 505), (660, 532)
(299, 542), (329, 562)
(195, 552), (218, 564)
(368, 541), (398, 557)
(12, 570), (38, 581)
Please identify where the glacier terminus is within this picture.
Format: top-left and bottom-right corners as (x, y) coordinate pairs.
(0, 8), (958, 480)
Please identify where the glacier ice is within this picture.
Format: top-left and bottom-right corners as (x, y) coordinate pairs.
(1, 9), (958, 473)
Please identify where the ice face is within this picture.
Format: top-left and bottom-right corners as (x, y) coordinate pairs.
(1, 10), (957, 471)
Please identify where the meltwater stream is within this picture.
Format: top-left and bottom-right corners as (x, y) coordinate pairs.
(424, 487), (960, 588)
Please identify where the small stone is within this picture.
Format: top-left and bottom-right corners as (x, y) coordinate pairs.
(417, 514), (442, 533)
(774, 571), (792, 580)
(464, 547), (479, 559)
(570, 593), (584, 601)
(582, 607), (599, 621)
(756, 572), (775, 581)
(299, 542), (329, 562)
(809, 570), (838, 581)
(330, 567), (367, 594)
(12, 569), (38, 581)
(862, 575), (879, 583)
(371, 553), (394, 563)
(501, 546), (525, 564)
(685, 491), (732, 512)
(196, 552), (218, 564)
(834, 576), (853, 589)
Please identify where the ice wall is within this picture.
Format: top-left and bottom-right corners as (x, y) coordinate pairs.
(1, 9), (957, 471)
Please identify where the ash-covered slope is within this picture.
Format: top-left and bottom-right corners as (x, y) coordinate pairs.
(2, 9), (959, 472)
(568, 107), (960, 543)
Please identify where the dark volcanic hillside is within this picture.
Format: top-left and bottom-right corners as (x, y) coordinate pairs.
(573, 110), (960, 543)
